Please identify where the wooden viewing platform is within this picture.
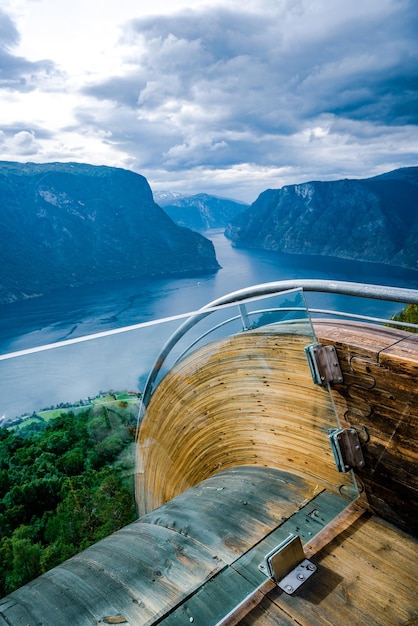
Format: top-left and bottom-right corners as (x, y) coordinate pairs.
(0, 319), (417, 625)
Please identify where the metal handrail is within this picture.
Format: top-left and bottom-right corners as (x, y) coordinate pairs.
(140, 280), (418, 409)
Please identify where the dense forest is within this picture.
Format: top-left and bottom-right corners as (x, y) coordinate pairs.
(391, 303), (418, 332)
(0, 400), (138, 596)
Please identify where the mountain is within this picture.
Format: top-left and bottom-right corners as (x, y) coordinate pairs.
(153, 191), (186, 205)
(225, 167), (418, 272)
(155, 192), (249, 231)
(0, 162), (220, 304)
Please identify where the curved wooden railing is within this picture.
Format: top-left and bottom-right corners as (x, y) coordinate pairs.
(1, 282), (417, 625)
(136, 323), (354, 515)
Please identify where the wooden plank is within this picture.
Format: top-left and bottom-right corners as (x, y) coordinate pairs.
(231, 490), (349, 588)
(315, 320), (418, 536)
(154, 490), (356, 626)
(141, 466), (322, 564)
(137, 328), (355, 516)
(0, 521), (226, 626)
(313, 319), (408, 355)
(239, 515), (418, 626)
(268, 516), (418, 626)
(380, 333), (418, 370)
(160, 567), (255, 626)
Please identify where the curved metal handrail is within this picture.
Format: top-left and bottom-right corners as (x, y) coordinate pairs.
(140, 279), (418, 409)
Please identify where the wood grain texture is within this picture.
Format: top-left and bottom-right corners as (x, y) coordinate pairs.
(239, 514), (418, 626)
(2, 321), (416, 625)
(315, 320), (418, 536)
(136, 325), (354, 516)
(0, 466), (324, 625)
(141, 466), (320, 564)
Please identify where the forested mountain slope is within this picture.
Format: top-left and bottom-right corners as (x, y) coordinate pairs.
(225, 167), (418, 271)
(156, 192), (249, 231)
(0, 162), (220, 304)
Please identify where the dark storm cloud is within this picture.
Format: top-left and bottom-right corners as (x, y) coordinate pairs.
(0, 8), (56, 92)
(79, 0), (417, 177)
(83, 74), (147, 109)
(69, 104), (184, 168)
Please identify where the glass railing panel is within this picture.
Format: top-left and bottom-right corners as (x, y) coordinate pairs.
(137, 288), (359, 535)
(0, 287), (359, 578)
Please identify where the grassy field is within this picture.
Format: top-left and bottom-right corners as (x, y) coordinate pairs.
(9, 391), (141, 431)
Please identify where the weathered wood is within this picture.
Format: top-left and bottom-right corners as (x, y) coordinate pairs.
(156, 485), (353, 625)
(136, 326), (355, 516)
(141, 466), (321, 564)
(1, 320), (416, 625)
(244, 515), (418, 626)
(315, 320), (418, 535)
(0, 466), (325, 625)
(220, 502), (366, 626)
(0, 522), (225, 625)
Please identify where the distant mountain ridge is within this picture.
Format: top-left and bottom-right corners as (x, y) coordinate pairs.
(0, 162), (220, 304)
(156, 192), (249, 231)
(225, 167), (418, 272)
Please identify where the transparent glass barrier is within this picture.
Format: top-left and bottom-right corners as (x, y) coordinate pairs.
(0, 288), (358, 553)
(138, 288), (359, 524)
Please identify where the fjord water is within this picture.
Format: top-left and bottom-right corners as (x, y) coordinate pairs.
(1, 230), (417, 419)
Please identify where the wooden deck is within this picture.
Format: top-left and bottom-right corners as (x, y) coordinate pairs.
(2, 465), (416, 626)
(1, 320), (417, 625)
(238, 513), (417, 626)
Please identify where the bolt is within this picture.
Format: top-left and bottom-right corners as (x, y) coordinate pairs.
(285, 585), (294, 593)
(297, 573), (305, 580)
(307, 563), (316, 571)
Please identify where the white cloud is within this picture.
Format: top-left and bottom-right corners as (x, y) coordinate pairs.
(1, 0), (417, 202)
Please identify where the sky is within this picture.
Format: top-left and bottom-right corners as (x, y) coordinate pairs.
(1, 0), (417, 203)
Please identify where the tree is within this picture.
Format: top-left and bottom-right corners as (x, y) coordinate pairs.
(391, 303), (418, 332)
(0, 402), (137, 596)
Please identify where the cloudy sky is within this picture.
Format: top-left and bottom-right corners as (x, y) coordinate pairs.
(1, 0), (417, 202)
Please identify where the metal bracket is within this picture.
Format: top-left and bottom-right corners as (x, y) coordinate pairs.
(258, 535), (316, 595)
(329, 427), (365, 472)
(305, 343), (343, 386)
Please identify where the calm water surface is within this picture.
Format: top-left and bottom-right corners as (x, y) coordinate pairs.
(1, 231), (417, 419)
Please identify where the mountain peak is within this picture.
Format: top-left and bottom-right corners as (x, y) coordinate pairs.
(225, 167), (418, 272)
(0, 162), (220, 304)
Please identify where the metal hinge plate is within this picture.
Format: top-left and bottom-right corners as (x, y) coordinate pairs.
(305, 343), (343, 385)
(259, 535), (316, 594)
(329, 427), (365, 472)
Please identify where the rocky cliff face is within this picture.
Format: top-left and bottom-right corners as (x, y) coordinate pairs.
(156, 192), (249, 231)
(0, 162), (220, 304)
(225, 167), (418, 271)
